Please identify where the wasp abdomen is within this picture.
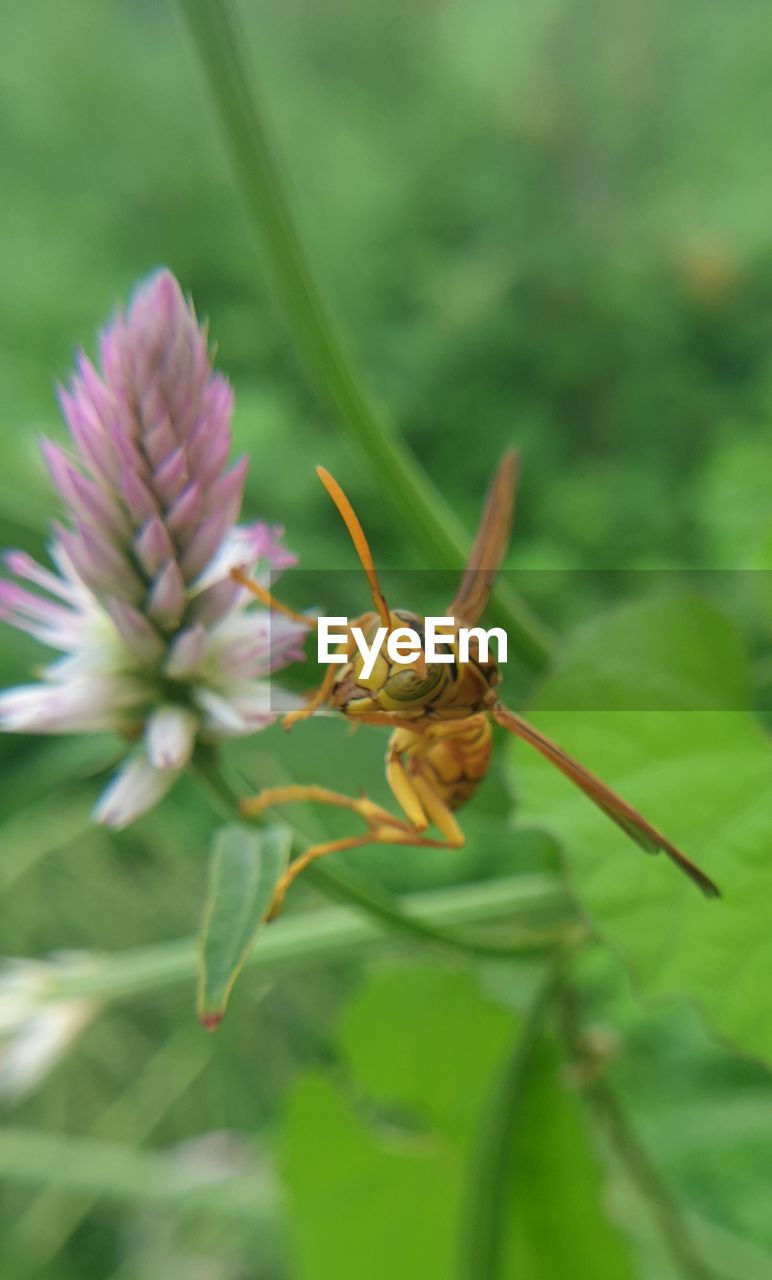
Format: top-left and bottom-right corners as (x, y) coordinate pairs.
(394, 714), (494, 812)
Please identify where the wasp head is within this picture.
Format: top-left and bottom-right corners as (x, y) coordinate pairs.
(330, 610), (454, 718)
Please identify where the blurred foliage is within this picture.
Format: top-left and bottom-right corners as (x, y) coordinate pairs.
(282, 967), (636, 1279)
(2, 0), (772, 1278)
(518, 594), (772, 1062)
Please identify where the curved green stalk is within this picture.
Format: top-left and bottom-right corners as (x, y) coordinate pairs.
(558, 982), (714, 1280)
(178, 0), (555, 672)
(459, 961), (562, 1277)
(303, 858), (578, 961)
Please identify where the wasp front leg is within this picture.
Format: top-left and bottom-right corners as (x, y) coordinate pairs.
(230, 565), (337, 730)
(275, 610), (379, 731)
(282, 662), (340, 730)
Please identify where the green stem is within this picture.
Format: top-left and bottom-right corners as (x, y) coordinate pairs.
(459, 962), (562, 1279)
(304, 858), (578, 961)
(558, 983), (714, 1280)
(178, 0), (555, 672)
(51, 874), (567, 1006)
(0, 1128), (278, 1228)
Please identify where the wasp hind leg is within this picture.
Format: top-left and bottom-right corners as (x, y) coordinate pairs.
(242, 761), (465, 920)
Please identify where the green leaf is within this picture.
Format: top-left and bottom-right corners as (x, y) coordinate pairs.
(499, 1036), (639, 1279)
(282, 1074), (460, 1279)
(281, 967), (513, 1280)
(338, 966), (515, 1145)
(532, 593), (749, 714)
(197, 823), (290, 1028)
(281, 966), (637, 1278)
(512, 594), (772, 1064)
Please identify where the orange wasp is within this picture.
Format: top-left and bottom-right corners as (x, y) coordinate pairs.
(234, 451), (719, 919)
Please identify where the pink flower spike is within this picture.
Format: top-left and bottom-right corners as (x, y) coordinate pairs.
(105, 598), (165, 664)
(166, 482), (203, 537)
(187, 401), (232, 480)
(55, 524), (143, 604)
(121, 466), (159, 524)
(204, 458), (249, 528)
(143, 417), (178, 469)
(153, 447), (189, 507)
(180, 511), (230, 581)
(134, 517), (175, 579)
(146, 559), (186, 630)
(41, 441), (128, 542)
(57, 388), (117, 487)
(0, 268), (307, 828)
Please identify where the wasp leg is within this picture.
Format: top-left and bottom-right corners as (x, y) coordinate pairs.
(242, 783), (411, 920)
(242, 773), (465, 919)
(240, 783), (409, 830)
(283, 662), (340, 730)
(408, 773), (465, 846)
(266, 818), (462, 920)
(231, 568), (317, 629)
(385, 750), (430, 831)
(267, 834), (377, 920)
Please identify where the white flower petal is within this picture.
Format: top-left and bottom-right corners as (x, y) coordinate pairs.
(0, 677), (135, 734)
(208, 610), (308, 680)
(164, 623), (208, 677)
(195, 687), (248, 734)
(0, 956), (98, 1103)
(4, 551), (79, 602)
(258, 684), (305, 715)
(0, 964), (49, 1034)
(93, 757), (178, 829)
(196, 681), (304, 737)
(0, 999), (94, 1103)
(146, 705), (198, 770)
(192, 521), (297, 601)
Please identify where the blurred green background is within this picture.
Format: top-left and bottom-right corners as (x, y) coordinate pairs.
(2, 1), (772, 1277)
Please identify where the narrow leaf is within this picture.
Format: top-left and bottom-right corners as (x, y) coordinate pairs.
(197, 823), (290, 1028)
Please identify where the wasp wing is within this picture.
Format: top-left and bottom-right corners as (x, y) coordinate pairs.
(447, 449), (519, 628)
(492, 703), (719, 897)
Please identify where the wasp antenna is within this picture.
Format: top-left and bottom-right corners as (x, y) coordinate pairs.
(316, 467), (391, 628)
(231, 567), (317, 629)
